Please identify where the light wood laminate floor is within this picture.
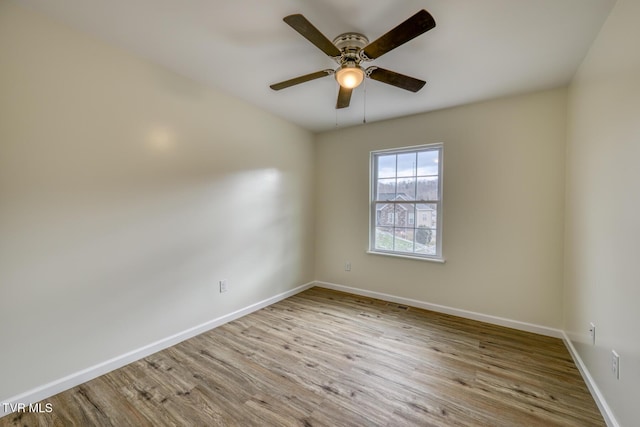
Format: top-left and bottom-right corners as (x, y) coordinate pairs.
(1, 287), (604, 426)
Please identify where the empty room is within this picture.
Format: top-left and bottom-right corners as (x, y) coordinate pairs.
(1, 0), (638, 426)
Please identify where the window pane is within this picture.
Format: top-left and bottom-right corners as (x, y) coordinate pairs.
(429, 229), (437, 255)
(394, 228), (415, 253)
(417, 150), (439, 176)
(397, 153), (417, 177)
(415, 228), (436, 255)
(417, 177), (438, 201)
(375, 227), (394, 250)
(376, 178), (396, 200)
(395, 203), (415, 227)
(375, 203), (394, 226)
(396, 178), (416, 199)
(416, 203), (437, 228)
(377, 155), (396, 178)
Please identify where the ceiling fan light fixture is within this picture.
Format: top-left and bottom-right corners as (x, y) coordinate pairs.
(335, 64), (365, 89)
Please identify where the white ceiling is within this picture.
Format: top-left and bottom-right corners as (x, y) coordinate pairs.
(17, 0), (615, 132)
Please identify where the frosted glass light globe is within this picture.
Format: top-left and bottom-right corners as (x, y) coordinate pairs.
(335, 65), (364, 89)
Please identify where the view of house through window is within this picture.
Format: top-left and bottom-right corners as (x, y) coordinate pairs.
(370, 144), (443, 259)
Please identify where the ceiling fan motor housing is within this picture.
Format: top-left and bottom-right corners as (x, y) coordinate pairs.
(332, 32), (369, 65)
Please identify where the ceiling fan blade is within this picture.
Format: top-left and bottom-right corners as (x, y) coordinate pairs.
(270, 69), (333, 91)
(367, 67), (426, 92)
(336, 86), (352, 109)
(362, 9), (436, 60)
(283, 14), (342, 57)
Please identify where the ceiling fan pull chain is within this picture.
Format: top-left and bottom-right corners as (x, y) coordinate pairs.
(363, 78), (367, 124)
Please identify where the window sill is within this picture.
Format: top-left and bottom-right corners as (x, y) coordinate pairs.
(366, 250), (446, 264)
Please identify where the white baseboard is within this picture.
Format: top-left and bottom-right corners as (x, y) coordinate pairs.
(0, 281), (315, 419)
(315, 281), (563, 338)
(561, 332), (619, 427)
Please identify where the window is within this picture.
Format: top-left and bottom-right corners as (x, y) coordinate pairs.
(370, 143), (443, 260)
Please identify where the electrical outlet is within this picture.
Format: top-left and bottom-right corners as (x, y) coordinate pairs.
(611, 350), (620, 379)
(589, 322), (596, 345)
(345, 261), (351, 272)
(219, 280), (228, 293)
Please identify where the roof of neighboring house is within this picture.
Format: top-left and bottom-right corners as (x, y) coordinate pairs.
(416, 204), (435, 211)
(377, 193), (409, 201)
(376, 193), (436, 211)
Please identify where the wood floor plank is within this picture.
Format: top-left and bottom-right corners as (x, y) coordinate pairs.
(0, 287), (604, 426)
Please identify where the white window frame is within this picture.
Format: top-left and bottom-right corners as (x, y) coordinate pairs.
(368, 143), (444, 262)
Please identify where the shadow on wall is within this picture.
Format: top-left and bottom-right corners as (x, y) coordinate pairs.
(0, 166), (308, 399)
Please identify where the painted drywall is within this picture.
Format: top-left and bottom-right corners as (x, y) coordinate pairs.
(564, 0), (640, 424)
(315, 89), (567, 328)
(0, 2), (314, 401)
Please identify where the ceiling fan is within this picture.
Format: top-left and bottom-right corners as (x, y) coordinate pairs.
(270, 10), (436, 109)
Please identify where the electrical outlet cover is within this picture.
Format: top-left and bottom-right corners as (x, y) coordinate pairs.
(611, 350), (620, 379)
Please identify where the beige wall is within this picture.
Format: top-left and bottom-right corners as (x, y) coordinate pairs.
(0, 3), (314, 400)
(565, 0), (640, 424)
(315, 89), (567, 328)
